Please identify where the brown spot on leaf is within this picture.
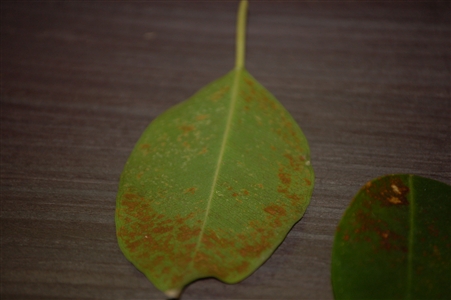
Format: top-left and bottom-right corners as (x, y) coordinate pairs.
(184, 187), (197, 194)
(176, 225), (201, 242)
(196, 114), (209, 121)
(179, 125), (195, 134)
(117, 190), (203, 283)
(278, 170), (291, 186)
(264, 204), (287, 216)
(271, 218), (282, 228)
(210, 86), (230, 102)
(234, 261), (250, 273)
(367, 177), (410, 207)
(152, 225), (174, 234)
(239, 239), (271, 258)
(353, 208), (408, 253)
(139, 143), (151, 155)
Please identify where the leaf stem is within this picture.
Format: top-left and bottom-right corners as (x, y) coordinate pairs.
(235, 0), (248, 70)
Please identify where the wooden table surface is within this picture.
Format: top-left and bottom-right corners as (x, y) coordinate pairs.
(1, 1), (450, 300)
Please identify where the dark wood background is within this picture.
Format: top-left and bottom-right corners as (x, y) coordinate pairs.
(1, 1), (450, 299)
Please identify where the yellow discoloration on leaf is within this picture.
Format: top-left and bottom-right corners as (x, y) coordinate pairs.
(389, 196), (402, 204)
(391, 184), (401, 194)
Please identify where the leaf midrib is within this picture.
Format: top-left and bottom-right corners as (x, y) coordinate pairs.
(188, 0), (248, 278)
(192, 69), (243, 260)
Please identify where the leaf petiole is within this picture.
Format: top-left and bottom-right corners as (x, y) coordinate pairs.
(235, 0), (248, 70)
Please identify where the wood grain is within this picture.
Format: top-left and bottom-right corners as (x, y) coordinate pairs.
(1, 2), (449, 299)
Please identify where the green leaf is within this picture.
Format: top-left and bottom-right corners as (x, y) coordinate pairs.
(331, 174), (451, 300)
(115, 1), (314, 298)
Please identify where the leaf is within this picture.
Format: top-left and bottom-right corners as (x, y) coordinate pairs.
(115, 1), (314, 298)
(331, 174), (451, 300)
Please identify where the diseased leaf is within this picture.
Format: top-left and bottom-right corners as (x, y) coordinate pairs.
(115, 1), (314, 298)
(331, 174), (451, 300)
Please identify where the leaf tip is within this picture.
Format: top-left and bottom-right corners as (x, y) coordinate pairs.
(164, 288), (182, 299)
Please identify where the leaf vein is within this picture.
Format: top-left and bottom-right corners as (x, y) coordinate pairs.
(192, 70), (242, 263)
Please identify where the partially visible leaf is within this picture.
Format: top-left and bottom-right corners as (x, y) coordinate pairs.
(116, 1), (314, 298)
(331, 174), (451, 299)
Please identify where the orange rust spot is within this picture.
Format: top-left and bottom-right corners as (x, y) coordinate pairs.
(194, 251), (210, 265)
(277, 186), (288, 194)
(196, 114), (209, 121)
(176, 225), (200, 242)
(264, 204), (287, 216)
(271, 218), (282, 228)
(242, 189), (249, 196)
(125, 239), (142, 253)
(278, 171), (291, 186)
(203, 230), (232, 249)
(304, 178), (312, 186)
(151, 255), (164, 267)
(235, 261), (250, 273)
(354, 208), (408, 253)
(198, 147), (208, 154)
(185, 243), (196, 252)
(256, 183), (264, 189)
(210, 86), (230, 102)
(270, 145), (276, 151)
(171, 273), (184, 285)
(232, 192), (238, 197)
(175, 212), (194, 225)
(239, 240), (270, 258)
(152, 225), (173, 234)
(343, 235), (349, 241)
(179, 125), (195, 133)
(184, 187), (197, 194)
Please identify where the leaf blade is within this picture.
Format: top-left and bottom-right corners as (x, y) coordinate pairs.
(116, 68), (314, 294)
